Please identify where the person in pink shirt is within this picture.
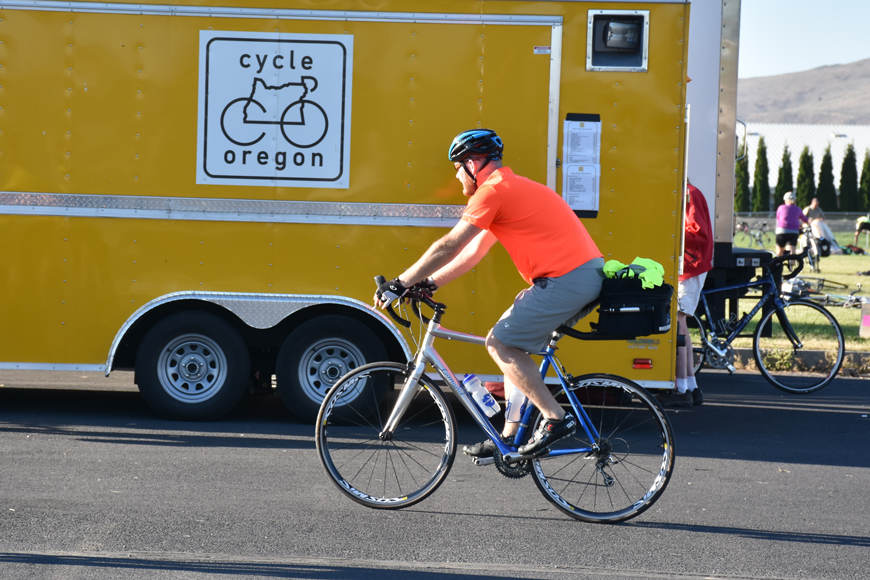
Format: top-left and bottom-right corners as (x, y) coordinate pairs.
(775, 191), (809, 256)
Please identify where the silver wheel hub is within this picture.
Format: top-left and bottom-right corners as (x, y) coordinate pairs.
(157, 334), (228, 404)
(298, 338), (366, 403)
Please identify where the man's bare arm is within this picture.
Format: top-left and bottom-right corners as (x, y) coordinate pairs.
(396, 220), (484, 287)
(429, 229), (497, 287)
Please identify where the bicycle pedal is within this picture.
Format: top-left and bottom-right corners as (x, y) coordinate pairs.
(471, 456), (495, 466)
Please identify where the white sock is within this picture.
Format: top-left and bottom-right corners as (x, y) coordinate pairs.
(676, 378), (688, 394)
(687, 376), (698, 392)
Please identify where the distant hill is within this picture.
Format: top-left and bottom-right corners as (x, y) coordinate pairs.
(737, 58), (870, 124)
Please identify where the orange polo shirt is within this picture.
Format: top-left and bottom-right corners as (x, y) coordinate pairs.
(461, 167), (602, 284)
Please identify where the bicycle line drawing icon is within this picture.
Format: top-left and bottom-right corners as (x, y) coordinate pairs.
(220, 76), (329, 149)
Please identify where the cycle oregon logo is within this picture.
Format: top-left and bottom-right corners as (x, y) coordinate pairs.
(196, 31), (353, 188)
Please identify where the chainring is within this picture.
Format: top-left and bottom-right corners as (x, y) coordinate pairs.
(704, 342), (735, 369)
(493, 449), (530, 479)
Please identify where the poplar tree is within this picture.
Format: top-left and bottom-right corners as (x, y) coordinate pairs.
(774, 145), (794, 206)
(734, 142), (750, 212)
(816, 145), (837, 210)
(860, 149), (870, 213)
(751, 137), (771, 212)
(795, 146), (815, 208)
(838, 144), (859, 212)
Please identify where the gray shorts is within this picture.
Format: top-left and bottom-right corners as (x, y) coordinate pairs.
(491, 257), (605, 354)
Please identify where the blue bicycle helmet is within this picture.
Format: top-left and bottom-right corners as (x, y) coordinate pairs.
(448, 129), (504, 163)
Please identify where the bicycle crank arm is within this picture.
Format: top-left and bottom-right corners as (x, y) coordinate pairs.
(471, 456), (495, 466)
(503, 450), (549, 464)
(705, 342), (737, 373)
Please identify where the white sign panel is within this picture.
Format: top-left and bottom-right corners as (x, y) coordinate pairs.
(562, 116), (601, 213)
(197, 31), (353, 188)
(563, 165), (600, 212)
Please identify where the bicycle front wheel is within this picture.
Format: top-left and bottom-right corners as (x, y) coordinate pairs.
(530, 374), (675, 523)
(753, 299), (845, 393)
(315, 362), (456, 509)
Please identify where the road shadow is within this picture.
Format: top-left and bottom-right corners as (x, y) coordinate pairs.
(0, 387), (314, 450)
(0, 372), (867, 466)
(656, 371), (870, 468)
(0, 552), (546, 579)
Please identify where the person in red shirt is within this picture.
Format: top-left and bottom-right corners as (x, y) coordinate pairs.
(375, 129), (604, 458)
(657, 180), (713, 407)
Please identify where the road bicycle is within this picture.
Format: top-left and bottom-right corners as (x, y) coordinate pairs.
(689, 250), (845, 393)
(796, 225), (822, 273)
(315, 280), (675, 523)
(734, 220), (773, 250)
(220, 76), (328, 149)
(783, 276), (868, 309)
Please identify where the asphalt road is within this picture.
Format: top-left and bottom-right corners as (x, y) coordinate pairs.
(0, 370), (868, 580)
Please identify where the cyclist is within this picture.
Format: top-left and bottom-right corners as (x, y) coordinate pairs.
(775, 191), (809, 257)
(656, 180), (712, 408)
(374, 128), (604, 458)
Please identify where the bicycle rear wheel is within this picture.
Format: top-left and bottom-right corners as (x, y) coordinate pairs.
(530, 374), (674, 523)
(753, 299), (845, 393)
(687, 315), (706, 374)
(315, 362), (456, 509)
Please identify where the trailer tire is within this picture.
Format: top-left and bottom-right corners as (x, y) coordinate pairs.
(276, 316), (388, 423)
(136, 311), (250, 420)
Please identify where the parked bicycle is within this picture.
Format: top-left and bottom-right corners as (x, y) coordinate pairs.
(689, 250), (845, 393)
(315, 279), (675, 523)
(734, 220), (772, 250)
(783, 276), (868, 309)
(796, 224), (822, 273)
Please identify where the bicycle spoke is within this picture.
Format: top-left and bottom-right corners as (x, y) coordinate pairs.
(754, 300), (844, 393)
(317, 364), (456, 509)
(531, 375), (674, 523)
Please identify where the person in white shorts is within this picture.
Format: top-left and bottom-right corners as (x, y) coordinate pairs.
(656, 181), (713, 408)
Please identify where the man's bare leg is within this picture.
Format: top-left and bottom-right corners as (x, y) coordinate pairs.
(676, 313), (690, 380)
(485, 334), (564, 422)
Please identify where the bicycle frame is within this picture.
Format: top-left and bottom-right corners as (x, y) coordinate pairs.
(695, 269), (803, 362)
(380, 310), (601, 464)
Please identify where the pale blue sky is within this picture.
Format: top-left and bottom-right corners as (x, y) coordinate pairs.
(738, 0), (870, 78)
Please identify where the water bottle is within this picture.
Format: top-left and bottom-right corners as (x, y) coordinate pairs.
(462, 373), (500, 417)
(504, 379), (529, 423)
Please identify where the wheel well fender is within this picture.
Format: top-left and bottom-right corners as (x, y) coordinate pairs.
(106, 292), (410, 375)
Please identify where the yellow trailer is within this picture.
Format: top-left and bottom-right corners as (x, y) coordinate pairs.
(0, 0), (690, 421)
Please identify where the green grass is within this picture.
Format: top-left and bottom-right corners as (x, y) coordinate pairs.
(731, 232), (870, 352)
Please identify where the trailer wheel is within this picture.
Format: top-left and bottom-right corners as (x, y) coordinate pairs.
(136, 311), (250, 420)
(276, 316), (388, 423)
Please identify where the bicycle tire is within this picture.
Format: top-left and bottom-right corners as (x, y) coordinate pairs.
(687, 315), (706, 375)
(692, 347), (706, 375)
(733, 231), (750, 248)
(809, 238), (821, 273)
(529, 374), (675, 524)
(753, 299), (845, 394)
(761, 232), (774, 250)
(316, 362), (457, 509)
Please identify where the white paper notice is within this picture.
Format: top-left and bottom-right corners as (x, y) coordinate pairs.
(562, 119), (601, 212)
(563, 165), (599, 212)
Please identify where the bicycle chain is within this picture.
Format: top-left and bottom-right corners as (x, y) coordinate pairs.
(493, 449), (531, 479)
